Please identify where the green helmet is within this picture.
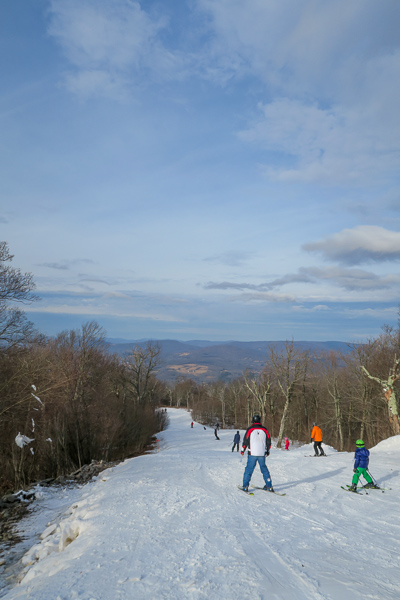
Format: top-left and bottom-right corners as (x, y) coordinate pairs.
(356, 439), (364, 447)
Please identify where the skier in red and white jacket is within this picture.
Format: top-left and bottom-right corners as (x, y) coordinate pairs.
(240, 415), (273, 492)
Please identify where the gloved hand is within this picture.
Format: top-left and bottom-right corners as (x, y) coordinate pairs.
(241, 451), (244, 456)
(353, 468), (357, 473)
(265, 451), (270, 456)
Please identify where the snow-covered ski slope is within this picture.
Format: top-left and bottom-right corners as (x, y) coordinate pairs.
(3, 408), (400, 600)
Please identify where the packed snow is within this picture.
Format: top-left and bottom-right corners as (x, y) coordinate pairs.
(1, 408), (399, 600)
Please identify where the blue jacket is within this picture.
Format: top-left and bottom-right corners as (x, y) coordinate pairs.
(354, 447), (370, 469)
(233, 432), (240, 444)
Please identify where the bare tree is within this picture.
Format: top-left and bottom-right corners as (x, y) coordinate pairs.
(269, 341), (309, 448)
(0, 241), (38, 347)
(244, 370), (271, 425)
(321, 352), (345, 451)
(125, 342), (162, 405)
(361, 357), (400, 435)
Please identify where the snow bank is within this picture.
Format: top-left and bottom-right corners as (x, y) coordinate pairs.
(371, 434), (400, 453)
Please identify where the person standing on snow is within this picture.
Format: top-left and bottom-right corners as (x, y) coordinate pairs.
(284, 437), (290, 450)
(232, 431), (240, 452)
(214, 422), (220, 440)
(349, 439), (379, 492)
(311, 422), (325, 456)
(240, 415), (273, 492)
(191, 422), (194, 428)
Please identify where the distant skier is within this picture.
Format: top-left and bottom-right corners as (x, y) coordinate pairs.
(240, 415), (273, 492)
(311, 422), (325, 456)
(191, 422), (194, 428)
(214, 423), (220, 440)
(232, 431), (240, 452)
(349, 439), (379, 492)
(284, 437), (290, 451)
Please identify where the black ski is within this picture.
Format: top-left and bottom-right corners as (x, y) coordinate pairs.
(251, 486), (286, 496)
(341, 486), (362, 495)
(304, 455), (327, 457)
(237, 485), (254, 495)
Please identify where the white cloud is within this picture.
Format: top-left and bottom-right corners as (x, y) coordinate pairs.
(47, 0), (186, 98)
(229, 292), (296, 303)
(303, 226), (400, 265)
(196, 0), (400, 97)
(238, 95), (400, 184)
(292, 305), (330, 313)
(48, 0), (165, 69)
(197, 0), (400, 183)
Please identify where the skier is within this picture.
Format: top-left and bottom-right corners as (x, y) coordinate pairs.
(349, 439), (379, 492)
(214, 422), (220, 440)
(232, 431), (240, 452)
(191, 422), (194, 428)
(284, 437), (290, 451)
(311, 422), (325, 456)
(240, 415), (273, 492)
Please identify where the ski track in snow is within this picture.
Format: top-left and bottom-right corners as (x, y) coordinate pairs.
(1, 408), (400, 600)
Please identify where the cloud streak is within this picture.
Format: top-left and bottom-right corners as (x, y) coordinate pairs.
(205, 264), (400, 296)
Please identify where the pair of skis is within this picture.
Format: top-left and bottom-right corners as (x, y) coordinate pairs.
(237, 485), (286, 496)
(304, 454), (327, 457)
(341, 484), (387, 495)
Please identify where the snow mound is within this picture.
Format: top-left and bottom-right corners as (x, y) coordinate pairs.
(371, 434), (400, 453)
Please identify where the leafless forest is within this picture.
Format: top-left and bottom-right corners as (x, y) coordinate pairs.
(168, 332), (400, 451)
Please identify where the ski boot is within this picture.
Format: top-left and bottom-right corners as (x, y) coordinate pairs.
(348, 484), (358, 493)
(364, 482), (379, 489)
(263, 485), (274, 493)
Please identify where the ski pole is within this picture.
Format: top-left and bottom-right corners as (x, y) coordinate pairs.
(367, 468), (377, 484)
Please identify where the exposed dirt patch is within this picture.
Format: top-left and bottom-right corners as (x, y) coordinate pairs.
(167, 364), (209, 375)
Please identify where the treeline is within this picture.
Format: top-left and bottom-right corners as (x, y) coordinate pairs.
(165, 329), (400, 452)
(0, 242), (168, 495)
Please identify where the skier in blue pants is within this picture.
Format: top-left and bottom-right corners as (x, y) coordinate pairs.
(241, 415), (273, 492)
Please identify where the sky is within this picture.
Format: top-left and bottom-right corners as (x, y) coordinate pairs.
(2, 0), (400, 342)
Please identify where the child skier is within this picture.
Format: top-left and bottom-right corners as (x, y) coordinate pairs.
(232, 431), (240, 452)
(349, 439), (379, 492)
(284, 437), (290, 450)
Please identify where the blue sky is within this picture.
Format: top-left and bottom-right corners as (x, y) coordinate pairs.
(2, 0), (400, 342)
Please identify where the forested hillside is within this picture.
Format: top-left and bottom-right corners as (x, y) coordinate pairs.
(165, 333), (400, 452)
(0, 243), (168, 495)
(107, 339), (353, 382)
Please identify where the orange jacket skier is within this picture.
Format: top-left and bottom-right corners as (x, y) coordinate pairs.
(311, 423), (325, 456)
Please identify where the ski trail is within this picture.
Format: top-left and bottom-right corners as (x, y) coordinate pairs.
(2, 408), (400, 600)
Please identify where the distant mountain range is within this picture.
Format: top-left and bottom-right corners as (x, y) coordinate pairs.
(106, 339), (353, 383)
